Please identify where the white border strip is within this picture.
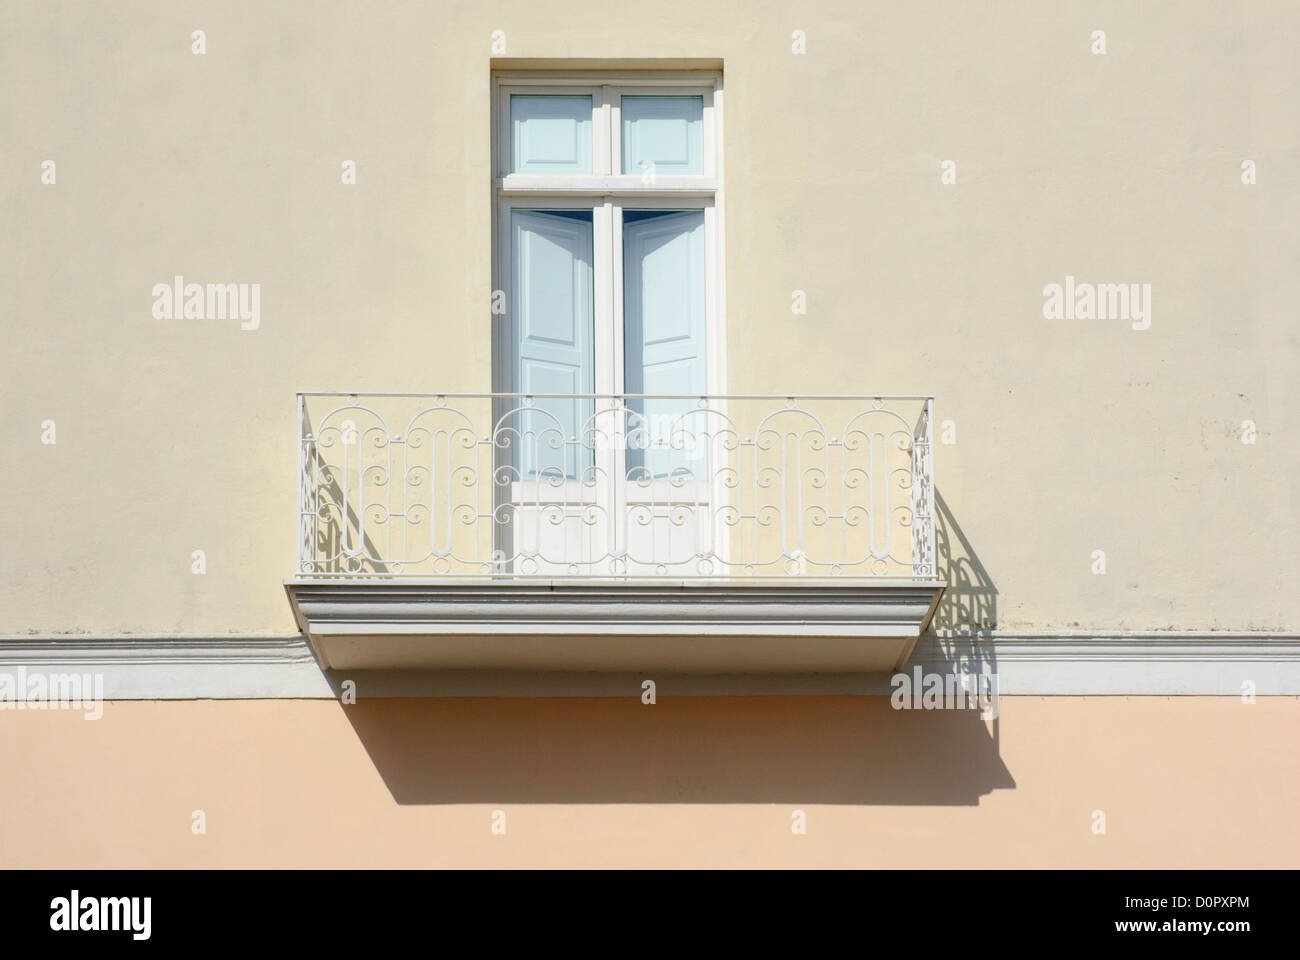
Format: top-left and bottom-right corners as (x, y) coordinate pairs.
(0, 632), (1297, 699)
(0, 635), (333, 699)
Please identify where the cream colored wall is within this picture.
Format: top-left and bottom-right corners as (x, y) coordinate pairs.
(2, 1), (1297, 635)
(0, 695), (1295, 867)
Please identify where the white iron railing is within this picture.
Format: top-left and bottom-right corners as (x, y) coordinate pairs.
(296, 393), (935, 581)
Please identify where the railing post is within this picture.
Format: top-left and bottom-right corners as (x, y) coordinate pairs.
(912, 397), (936, 578)
(296, 392), (307, 575)
(925, 396), (936, 576)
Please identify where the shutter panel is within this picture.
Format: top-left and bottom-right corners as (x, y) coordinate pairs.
(622, 210), (707, 479)
(511, 210), (595, 481)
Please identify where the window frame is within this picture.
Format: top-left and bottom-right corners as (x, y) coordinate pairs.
(491, 69), (725, 399)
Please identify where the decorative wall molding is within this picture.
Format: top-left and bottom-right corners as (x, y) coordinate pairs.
(0, 631), (1297, 699)
(0, 635), (332, 699)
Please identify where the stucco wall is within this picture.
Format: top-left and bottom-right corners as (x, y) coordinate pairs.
(2, 1), (1297, 636)
(0, 695), (1294, 867)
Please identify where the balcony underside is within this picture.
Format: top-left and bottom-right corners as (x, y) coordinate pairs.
(284, 579), (946, 673)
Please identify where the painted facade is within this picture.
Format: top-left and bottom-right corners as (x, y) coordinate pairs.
(1, 2), (1297, 867)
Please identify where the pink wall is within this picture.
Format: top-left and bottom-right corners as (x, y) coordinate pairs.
(2, 696), (1294, 867)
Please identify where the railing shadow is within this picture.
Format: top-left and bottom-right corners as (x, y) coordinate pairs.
(908, 486), (1003, 753)
(928, 487), (998, 652)
(299, 407), (390, 575)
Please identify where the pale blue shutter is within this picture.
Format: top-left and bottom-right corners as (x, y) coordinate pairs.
(511, 210), (595, 480)
(622, 210), (707, 479)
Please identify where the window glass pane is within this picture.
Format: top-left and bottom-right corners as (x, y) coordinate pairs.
(621, 96), (703, 175)
(510, 95), (592, 174)
(622, 209), (707, 478)
(509, 210), (595, 481)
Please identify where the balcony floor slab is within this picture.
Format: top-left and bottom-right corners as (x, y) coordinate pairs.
(284, 579), (946, 673)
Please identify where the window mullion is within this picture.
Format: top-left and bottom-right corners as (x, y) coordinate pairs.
(595, 86), (612, 177)
(591, 201), (616, 397)
(610, 202), (625, 396)
(609, 86), (623, 176)
(593, 199), (623, 564)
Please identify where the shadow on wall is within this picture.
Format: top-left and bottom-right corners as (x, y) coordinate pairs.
(337, 489), (1012, 805)
(342, 695), (1013, 805)
(926, 488), (999, 681)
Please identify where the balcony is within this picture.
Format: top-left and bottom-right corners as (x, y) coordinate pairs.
(285, 393), (945, 673)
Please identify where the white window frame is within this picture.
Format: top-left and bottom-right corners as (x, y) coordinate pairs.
(491, 69), (726, 575)
(491, 69), (725, 399)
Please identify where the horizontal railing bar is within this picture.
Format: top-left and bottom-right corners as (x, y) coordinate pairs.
(298, 391), (934, 400)
(286, 576), (945, 584)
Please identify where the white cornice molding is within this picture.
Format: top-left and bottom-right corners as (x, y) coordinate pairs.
(0, 634), (310, 662)
(0, 635), (333, 699)
(0, 631), (1297, 699)
(920, 632), (1300, 658)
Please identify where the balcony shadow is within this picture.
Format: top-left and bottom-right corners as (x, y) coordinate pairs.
(334, 486), (1012, 806)
(340, 692), (1009, 805)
